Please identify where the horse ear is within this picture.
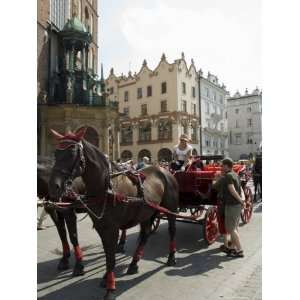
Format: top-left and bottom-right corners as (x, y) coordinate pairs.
(75, 127), (87, 140)
(50, 129), (64, 140)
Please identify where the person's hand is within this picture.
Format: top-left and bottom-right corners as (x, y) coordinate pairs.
(180, 166), (185, 172)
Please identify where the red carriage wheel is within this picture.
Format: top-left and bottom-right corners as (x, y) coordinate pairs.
(241, 186), (253, 224)
(150, 216), (161, 234)
(203, 206), (220, 245)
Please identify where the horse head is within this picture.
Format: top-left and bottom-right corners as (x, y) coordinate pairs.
(48, 128), (87, 201)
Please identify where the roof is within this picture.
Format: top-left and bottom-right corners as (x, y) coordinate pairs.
(62, 17), (87, 33)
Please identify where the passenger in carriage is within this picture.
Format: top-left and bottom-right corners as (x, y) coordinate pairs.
(170, 134), (193, 171)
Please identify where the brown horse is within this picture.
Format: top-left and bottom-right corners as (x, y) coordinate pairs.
(48, 128), (179, 300)
(38, 157), (128, 277)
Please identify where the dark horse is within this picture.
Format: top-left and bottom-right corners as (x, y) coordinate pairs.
(38, 156), (86, 275)
(253, 154), (262, 201)
(48, 128), (179, 300)
(38, 157), (128, 277)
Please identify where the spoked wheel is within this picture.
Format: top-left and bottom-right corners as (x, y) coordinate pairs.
(190, 207), (205, 219)
(150, 216), (161, 234)
(203, 206), (219, 245)
(241, 186), (253, 224)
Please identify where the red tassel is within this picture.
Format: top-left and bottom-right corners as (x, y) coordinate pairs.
(74, 245), (83, 261)
(106, 272), (116, 290)
(169, 240), (176, 253)
(62, 242), (70, 256)
(133, 245), (144, 262)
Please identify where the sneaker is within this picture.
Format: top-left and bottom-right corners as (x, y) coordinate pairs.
(227, 249), (244, 258)
(219, 245), (230, 254)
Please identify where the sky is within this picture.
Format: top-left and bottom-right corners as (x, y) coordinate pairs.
(98, 0), (261, 95)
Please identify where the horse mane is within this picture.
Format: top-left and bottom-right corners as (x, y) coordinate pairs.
(81, 139), (110, 193)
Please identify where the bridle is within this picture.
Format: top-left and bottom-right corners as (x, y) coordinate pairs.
(53, 139), (86, 198)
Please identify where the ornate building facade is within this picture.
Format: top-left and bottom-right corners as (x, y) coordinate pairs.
(199, 71), (229, 156)
(37, 0), (120, 159)
(227, 88), (262, 160)
(105, 53), (201, 162)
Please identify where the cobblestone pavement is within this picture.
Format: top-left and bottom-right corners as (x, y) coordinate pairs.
(37, 195), (262, 300)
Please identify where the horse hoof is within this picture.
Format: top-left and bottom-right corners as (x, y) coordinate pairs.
(72, 261), (84, 276)
(116, 243), (125, 254)
(103, 290), (116, 300)
(126, 263), (139, 275)
(57, 257), (69, 271)
(166, 254), (176, 266)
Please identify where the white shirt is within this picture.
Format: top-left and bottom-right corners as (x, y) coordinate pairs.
(174, 144), (193, 161)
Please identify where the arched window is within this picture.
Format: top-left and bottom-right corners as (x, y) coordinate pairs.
(121, 150), (133, 161)
(90, 13), (93, 36)
(85, 7), (90, 32)
(88, 48), (93, 70)
(157, 148), (172, 162)
(158, 120), (172, 140)
(138, 149), (151, 161)
(77, 126), (99, 147)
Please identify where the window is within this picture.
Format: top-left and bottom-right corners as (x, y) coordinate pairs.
(247, 135), (253, 144)
(182, 100), (187, 112)
(109, 87), (114, 95)
(225, 111), (228, 119)
(205, 137), (211, 147)
(158, 120), (172, 140)
(247, 119), (252, 127)
(219, 95), (223, 104)
(137, 87), (143, 99)
(235, 120), (239, 128)
(147, 85), (152, 97)
(161, 82), (167, 94)
(235, 134), (242, 145)
(192, 103), (197, 115)
(205, 87), (209, 98)
(121, 125), (133, 143)
(50, 0), (69, 30)
(182, 82), (186, 94)
(192, 86), (196, 98)
(205, 102), (210, 114)
(247, 106), (252, 113)
(139, 123), (151, 142)
(161, 100), (167, 112)
(220, 123), (224, 131)
(123, 107), (129, 116)
(191, 126), (197, 141)
(141, 104), (147, 116)
(235, 108), (239, 114)
(213, 91), (216, 101)
(183, 125), (188, 134)
(124, 91), (129, 102)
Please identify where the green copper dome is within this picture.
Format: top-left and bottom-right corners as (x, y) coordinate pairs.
(62, 17), (87, 33)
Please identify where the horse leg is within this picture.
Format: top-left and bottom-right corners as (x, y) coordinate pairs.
(166, 214), (177, 266)
(116, 229), (126, 253)
(49, 210), (70, 270)
(97, 227), (119, 300)
(127, 219), (151, 275)
(65, 209), (84, 276)
(254, 178), (257, 202)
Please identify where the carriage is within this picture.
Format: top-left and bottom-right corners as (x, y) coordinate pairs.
(151, 155), (254, 245)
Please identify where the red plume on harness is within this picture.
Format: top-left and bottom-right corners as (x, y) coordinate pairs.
(50, 128), (87, 150)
